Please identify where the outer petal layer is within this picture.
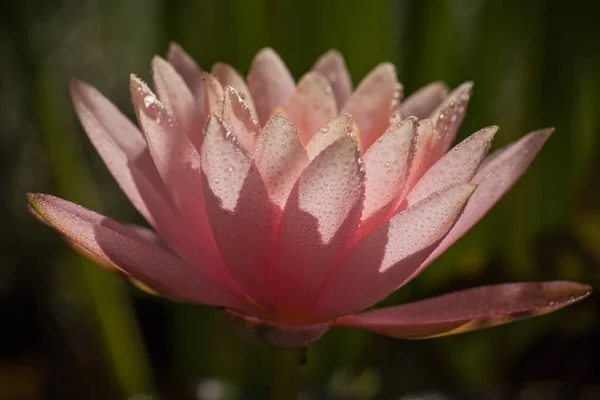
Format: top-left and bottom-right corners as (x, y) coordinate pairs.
(27, 193), (253, 311)
(423, 129), (552, 265)
(333, 282), (592, 339)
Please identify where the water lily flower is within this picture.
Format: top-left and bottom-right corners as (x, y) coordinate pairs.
(27, 45), (591, 348)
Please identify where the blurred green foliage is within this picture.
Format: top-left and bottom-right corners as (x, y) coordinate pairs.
(1, 0), (598, 399)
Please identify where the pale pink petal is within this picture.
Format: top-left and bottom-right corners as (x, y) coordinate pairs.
(202, 72), (225, 117)
(359, 118), (416, 235)
(271, 136), (365, 316)
(27, 193), (255, 311)
(342, 63), (402, 150)
(166, 42), (205, 112)
(402, 118), (436, 193)
(222, 86), (260, 154)
(254, 114), (309, 209)
(305, 114), (356, 160)
(430, 82), (473, 159)
(400, 81), (448, 119)
(313, 184), (476, 320)
(333, 282), (592, 339)
(423, 129), (552, 265)
(407, 126), (497, 206)
(69, 79), (168, 228)
(201, 115), (279, 311)
(283, 72), (338, 145)
(312, 50), (353, 108)
(212, 62), (257, 118)
(152, 56), (204, 149)
(130, 75), (219, 259)
(247, 48), (295, 126)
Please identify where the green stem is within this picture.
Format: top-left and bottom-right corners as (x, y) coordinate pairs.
(270, 347), (304, 400)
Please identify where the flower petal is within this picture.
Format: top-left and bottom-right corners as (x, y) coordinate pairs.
(305, 114), (356, 160)
(342, 63), (401, 150)
(313, 184), (476, 320)
(402, 118), (436, 193)
(203, 73), (225, 116)
(423, 129), (552, 265)
(361, 118), (416, 228)
(69, 79), (168, 228)
(166, 42), (205, 111)
(333, 282), (592, 339)
(212, 62), (257, 118)
(254, 114), (309, 209)
(130, 75), (219, 257)
(312, 50), (353, 108)
(222, 86), (260, 154)
(400, 81), (448, 119)
(271, 136), (365, 317)
(430, 82), (473, 159)
(152, 56), (204, 149)
(283, 71), (338, 145)
(27, 193), (254, 311)
(248, 48), (295, 125)
(407, 126), (497, 206)
(201, 115), (279, 310)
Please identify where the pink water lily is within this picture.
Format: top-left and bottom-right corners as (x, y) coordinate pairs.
(27, 44), (590, 348)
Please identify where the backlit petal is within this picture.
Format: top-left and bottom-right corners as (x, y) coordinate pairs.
(305, 114), (356, 160)
(166, 42), (206, 111)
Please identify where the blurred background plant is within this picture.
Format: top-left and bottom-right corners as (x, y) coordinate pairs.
(1, 0), (599, 399)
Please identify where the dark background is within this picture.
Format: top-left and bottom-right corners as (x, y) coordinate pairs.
(1, 0), (599, 399)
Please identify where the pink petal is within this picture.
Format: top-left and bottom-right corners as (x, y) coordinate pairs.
(201, 115), (279, 310)
(333, 281), (592, 339)
(400, 81), (449, 119)
(27, 193), (255, 311)
(402, 119), (436, 194)
(254, 114), (309, 209)
(407, 126), (497, 206)
(271, 136), (365, 317)
(283, 71), (338, 145)
(359, 118), (417, 235)
(166, 42), (206, 112)
(152, 56), (204, 149)
(212, 62), (258, 118)
(312, 50), (353, 108)
(247, 48), (295, 126)
(130, 75), (218, 258)
(203, 73), (225, 117)
(313, 184), (476, 320)
(430, 82), (473, 159)
(423, 129), (552, 265)
(222, 86), (260, 154)
(342, 63), (401, 150)
(69, 79), (168, 228)
(305, 114), (356, 160)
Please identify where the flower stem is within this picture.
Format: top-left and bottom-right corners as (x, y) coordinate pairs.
(270, 347), (304, 400)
